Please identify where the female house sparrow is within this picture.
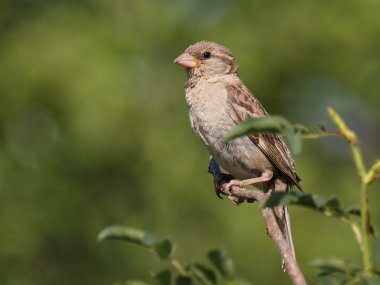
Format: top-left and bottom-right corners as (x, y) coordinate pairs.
(174, 41), (302, 264)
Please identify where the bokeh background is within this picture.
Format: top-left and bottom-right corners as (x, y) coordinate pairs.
(1, 1), (379, 284)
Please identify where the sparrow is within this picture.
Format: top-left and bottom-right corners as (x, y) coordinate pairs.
(174, 41), (302, 265)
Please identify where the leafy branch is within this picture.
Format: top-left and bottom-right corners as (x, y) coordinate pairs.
(99, 107), (379, 285)
(326, 107), (377, 277)
(98, 226), (238, 285)
(224, 107), (380, 284)
(223, 114), (343, 155)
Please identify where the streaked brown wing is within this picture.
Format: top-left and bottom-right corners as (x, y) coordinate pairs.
(225, 84), (302, 190)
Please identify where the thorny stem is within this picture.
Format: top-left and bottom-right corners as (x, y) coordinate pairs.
(327, 107), (374, 276)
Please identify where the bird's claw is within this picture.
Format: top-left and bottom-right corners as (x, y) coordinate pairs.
(213, 174), (230, 198)
(213, 176), (257, 205)
(213, 174), (254, 205)
(213, 173), (234, 199)
(227, 196), (246, 206)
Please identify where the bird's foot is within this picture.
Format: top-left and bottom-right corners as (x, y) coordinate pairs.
(213, 173), (234, 199)
(225, 179), (245, 190)
(213, 174), (255, 205)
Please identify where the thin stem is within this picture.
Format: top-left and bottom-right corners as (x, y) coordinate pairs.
(171, 259), (188, 275)
(301, 130), (344, 140)
(364, 160), (380, 185)
(351, 143), (367, 178)
(350, 222), (362, 248)
(360, 183), (373, 275)
(327, 107), (373, 276)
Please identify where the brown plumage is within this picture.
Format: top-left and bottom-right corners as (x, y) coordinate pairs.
(174, 41), (302, 268)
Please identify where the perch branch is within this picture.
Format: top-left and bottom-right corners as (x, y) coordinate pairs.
(208, 158), (307, 285)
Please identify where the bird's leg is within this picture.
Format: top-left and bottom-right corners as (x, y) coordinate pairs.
(226, 170), (273, 190)
(215, 173), (251, 206)
(208, 157), (242, 205)
(208, 157), (256, 205)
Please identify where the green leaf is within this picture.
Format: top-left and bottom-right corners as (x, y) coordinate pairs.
(310, 258), (360, 277)
(154, 239), (175, 260)
(193, 263), (217, 285)
(193, 263), (216, 285)
(182, 261), (193, 273)
(318, 123), (327, 132)
(316, 277), (347, 285)
(286, 129), (302, 155)
(175, 276), (192, 285)
(223, 116), (292, 142)
(346, 207), (361, 217)
(151, 269), (172, 285)
(97, 225), (157, 248)
(262, 192), (303, 208)
(223, 115), (309, 154)
(207, 248), (234, 279)
(263, 192), (351, 220)
(293, 123), (310, 134)
(324, 198), (343, 217)
(363, 276), (380, 285)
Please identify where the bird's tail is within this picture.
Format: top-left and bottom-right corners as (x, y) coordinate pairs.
(273, 204), (296, 271)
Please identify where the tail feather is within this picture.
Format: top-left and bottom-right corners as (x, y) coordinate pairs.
(268, 179), (297, 271)
(274, 205), (296, 271)
(283, 205), (296, 269)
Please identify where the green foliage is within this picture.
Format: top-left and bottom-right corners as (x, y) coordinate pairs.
(263, 192), (377, 239)
(310, 259), (380, 285)
(223, 115), (308, 154)
(96, 108), (380, 284)
(98, 226), (174, 261)
(263, 192), (353, 220)
(98, 226), (248, 285)
(233, 110), (380, 284)
(192, 263), (217, 285)
(154, 240), (176, 260)
(207, 249), (235, 280)
(98, 226), (158, 247)
(223, 116), (293, 140)
(175, 275), (192, 285)
(152, 270), (172, 285)
(310, 258), (360, 277)
(1, 1), (380, 285)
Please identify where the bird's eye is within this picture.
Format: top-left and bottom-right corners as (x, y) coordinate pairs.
(202, 51), (211, 59)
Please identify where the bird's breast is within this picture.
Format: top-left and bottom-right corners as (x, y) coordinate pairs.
(185, 81), (273, 180)
(186, 82), (232, 143)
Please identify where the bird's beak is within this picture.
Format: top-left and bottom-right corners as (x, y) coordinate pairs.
(174, 52), (198, 68)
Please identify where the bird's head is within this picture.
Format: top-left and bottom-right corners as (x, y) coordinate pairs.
(174, 41), (239, 80)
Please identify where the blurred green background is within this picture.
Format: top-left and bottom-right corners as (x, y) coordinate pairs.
(1, 0), (380, 284)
